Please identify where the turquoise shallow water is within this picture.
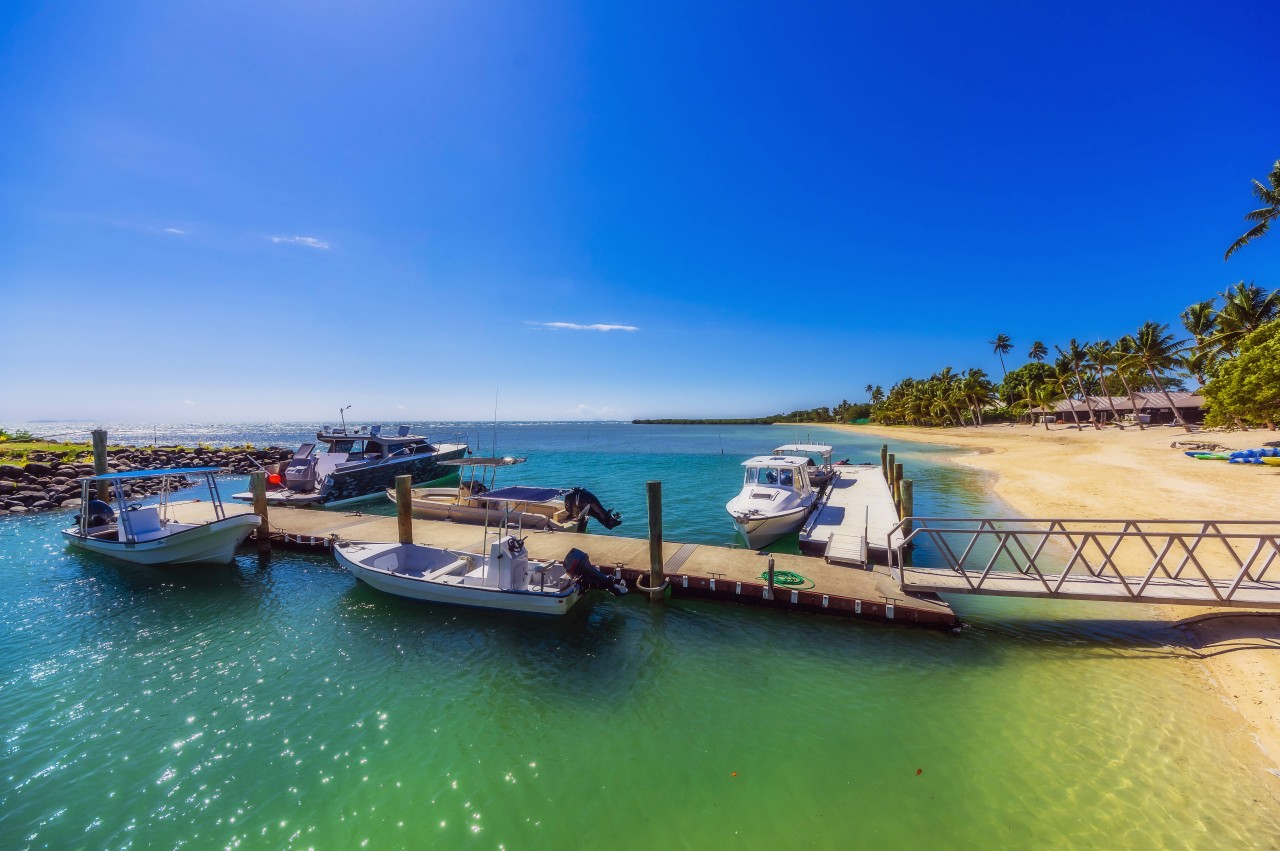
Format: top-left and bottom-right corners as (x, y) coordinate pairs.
(1, 423), (1277, 848)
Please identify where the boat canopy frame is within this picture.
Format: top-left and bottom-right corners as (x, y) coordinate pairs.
(78, 467), (228, 542)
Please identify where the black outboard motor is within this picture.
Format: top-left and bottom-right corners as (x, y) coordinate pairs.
(563, 548), (628, 596)
(563, 488), (623, 530)
(74, 499), (116, 528)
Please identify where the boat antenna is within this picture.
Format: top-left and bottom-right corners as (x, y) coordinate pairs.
(339, 405), (351, 432)
(492, 388), (499, 457)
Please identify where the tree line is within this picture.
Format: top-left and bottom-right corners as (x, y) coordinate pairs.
(869, 159), (1280, 431)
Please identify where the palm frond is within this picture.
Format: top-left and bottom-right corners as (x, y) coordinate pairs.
(1225, 220), (1271, 260)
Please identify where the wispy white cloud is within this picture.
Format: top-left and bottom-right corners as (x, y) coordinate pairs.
(395, 404), (406, 410)
(182, 400), (195, 406)
(163, 227), (186, 235)
(269, 235), (331, 249)
(534, 322), (638, 332)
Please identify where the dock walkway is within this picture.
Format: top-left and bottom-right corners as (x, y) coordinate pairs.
(800, 464), (904, 564)
(165, 500), (959, 628)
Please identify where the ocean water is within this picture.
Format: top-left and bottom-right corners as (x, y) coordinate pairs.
(1, 423), (1275, 849)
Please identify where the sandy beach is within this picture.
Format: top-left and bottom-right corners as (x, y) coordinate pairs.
(831, 421), (1280, 773)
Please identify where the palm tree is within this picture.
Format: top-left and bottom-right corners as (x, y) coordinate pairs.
(1205, 281), (1280, 359)
(1111, 336), (1147, 431)
(1028, 340), (1048, 362)
(1225, 159), (1280, 260)
(1084, 340), (1125, 428)
(1124, 322), (1191, 431)
(1033, 383), (1063, 431)
(960, 368), (994, 426)
(1049, 360), (1085, 431)
(989, 334), (1013, 380)
(1055, 341), (1100, 430)
(871, 385), (885, 405)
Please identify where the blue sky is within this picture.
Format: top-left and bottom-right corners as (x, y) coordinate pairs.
(1, 1), (1277, 422)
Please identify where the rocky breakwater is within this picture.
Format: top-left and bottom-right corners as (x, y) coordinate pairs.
(0, 445), (293, 515)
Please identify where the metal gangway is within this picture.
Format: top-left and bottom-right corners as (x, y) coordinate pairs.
(888, 517), (1280, 608)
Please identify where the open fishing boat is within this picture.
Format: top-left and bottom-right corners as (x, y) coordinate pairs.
(62, 467), (259, 565)
(334, 492), (627, 614)
(384, 457), (622, 532)
(232, 423), (468, 508)
(726, 454), (823, 549)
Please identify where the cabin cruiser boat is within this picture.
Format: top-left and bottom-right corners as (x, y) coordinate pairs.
(334, 493), (628, 614)
(62, 467), (260, 565)
(384, 457), (623, 532)
(232, 424), (468, 507)
(725, 454), (823, 549)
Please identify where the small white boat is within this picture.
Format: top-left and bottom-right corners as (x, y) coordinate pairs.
(725, 454), (823, 549)
(62, 467), (260, 565)
(385, 457), (622, 532)
(335, 492), (627, 614)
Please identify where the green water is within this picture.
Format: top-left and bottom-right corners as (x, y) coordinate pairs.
(1, 424), (1276, 848)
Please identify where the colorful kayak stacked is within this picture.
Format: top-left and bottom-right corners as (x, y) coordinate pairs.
(1228, 447), (1280, 464)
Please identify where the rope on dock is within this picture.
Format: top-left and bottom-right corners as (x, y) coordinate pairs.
(757, 570), (814, 590)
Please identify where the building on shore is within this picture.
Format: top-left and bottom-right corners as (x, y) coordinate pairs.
(1032, 392), (1205, 426)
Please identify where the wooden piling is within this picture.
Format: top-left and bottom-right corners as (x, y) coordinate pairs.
(646, 480), (664, 602)
(91, 429), (109, 502)
(249, 471), (271, 553)
(767, 555), (775, 600)
(901, 479), (914, 566)
(894, 462), (904, 515)
(880, 445), (888, 479)
(396, 475), (413, 545)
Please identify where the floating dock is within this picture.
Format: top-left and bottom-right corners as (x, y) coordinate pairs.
(799, 463), (905, 565)
(164, 500), (959, 629)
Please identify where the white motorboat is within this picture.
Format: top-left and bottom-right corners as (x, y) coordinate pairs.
(232, 423), (468, 508)
(335, 489), (627, 614)
(725, 454), (822, 549)
(62, 467), (260, 565)
(384, 457), (623, 532)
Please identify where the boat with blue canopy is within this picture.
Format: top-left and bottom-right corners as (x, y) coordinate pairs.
(62, 467), (260, 565)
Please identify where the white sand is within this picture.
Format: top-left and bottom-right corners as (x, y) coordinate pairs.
(829, 421), (1280, 768)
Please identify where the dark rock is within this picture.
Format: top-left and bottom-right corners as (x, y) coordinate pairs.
(8, 505), (27, 514)
(24, 462), (54, 477)
(29, 500), (54, 512)
(61, 497), (82, 508)
(0, 482), (13, 496)
(0, 464), (24, 480)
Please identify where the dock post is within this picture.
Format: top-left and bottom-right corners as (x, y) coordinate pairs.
(91, 429), (110, 502)
(766, 555), (775, 600)
(894, 463), (904, 515)
(396, 475), (413, 545)
(880, 445), (888, 479)
(646, 481), (664, 602)
(249, 471), (271, 553)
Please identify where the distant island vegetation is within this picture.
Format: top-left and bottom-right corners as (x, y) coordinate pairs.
(634, 403), (872, 425)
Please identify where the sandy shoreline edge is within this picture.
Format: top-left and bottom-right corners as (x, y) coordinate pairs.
(823, 421), (1280, 776)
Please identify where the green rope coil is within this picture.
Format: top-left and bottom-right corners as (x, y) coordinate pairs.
(758, 569), (814, 589)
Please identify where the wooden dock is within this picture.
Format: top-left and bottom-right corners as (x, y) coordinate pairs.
(165, 500), (959, 629)
(799, 464), (904, 565)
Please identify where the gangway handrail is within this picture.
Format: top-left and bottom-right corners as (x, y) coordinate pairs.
(885, 515), (1280, 607)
